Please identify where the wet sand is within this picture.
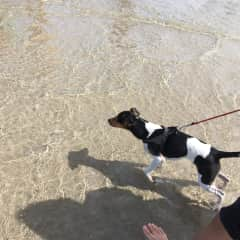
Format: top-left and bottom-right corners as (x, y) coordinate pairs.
(0, 1), (240, 239)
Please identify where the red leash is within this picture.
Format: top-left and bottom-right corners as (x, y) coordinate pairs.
(179, 109), (240, 130)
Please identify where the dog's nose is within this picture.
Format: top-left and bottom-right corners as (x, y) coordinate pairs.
(108, 119), (112, 125)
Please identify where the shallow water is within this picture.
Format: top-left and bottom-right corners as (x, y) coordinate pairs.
(0, 1), (240, 239)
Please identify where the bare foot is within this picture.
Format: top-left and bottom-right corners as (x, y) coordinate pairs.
(143, 223), (168, 240)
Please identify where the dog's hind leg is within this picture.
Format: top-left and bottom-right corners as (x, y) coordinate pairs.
(217, 172), (230, 189)
(143, 155), (165, 183)
(198, 174), (225, 210)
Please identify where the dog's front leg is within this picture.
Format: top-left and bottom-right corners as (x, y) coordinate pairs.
(143, 155), (165, 183)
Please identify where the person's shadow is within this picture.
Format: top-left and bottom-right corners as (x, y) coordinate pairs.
(68, 148), (199, 202)
(17, 187), (213, 240)
(17, 148), (213, 239)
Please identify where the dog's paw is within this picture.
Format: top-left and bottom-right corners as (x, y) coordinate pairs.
(217, 181), (228, 190)
(224, 176), (230, 183)
(152, 176), (164, 184)
(145, 173), (154, 183)
(218, 173), (230, 185)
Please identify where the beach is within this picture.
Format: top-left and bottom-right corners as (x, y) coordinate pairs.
(0, 0), (240, 239)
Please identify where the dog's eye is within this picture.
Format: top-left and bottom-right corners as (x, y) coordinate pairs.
(117, 112), (130, 124)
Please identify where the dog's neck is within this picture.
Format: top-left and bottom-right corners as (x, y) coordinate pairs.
(129, 119), (163, 141)
(128, 119), (149, 140)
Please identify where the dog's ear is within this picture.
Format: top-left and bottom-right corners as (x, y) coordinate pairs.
(130, 108), (140, 117)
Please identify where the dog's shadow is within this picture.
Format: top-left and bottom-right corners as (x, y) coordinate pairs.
(68, 148), (199, 204)
(17, 187), (213, 240)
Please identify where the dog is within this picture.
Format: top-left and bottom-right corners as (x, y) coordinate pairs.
(108, 108), (240, 209)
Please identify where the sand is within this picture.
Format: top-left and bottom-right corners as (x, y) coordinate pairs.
(0, 0), (240, 239)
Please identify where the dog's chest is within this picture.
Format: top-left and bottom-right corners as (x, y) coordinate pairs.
(186, 138), (211, 161)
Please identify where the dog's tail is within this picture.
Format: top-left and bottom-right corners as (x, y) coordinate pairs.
(217, 151), (240, 159)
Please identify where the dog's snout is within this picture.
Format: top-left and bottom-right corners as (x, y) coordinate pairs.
(108, 118), (115, 126)
(108, 117), (126, 129)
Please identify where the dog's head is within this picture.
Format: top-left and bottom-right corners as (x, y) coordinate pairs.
(108, 108), (140, 129)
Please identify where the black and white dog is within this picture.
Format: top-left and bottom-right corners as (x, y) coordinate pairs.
(108, 108), (240, 209)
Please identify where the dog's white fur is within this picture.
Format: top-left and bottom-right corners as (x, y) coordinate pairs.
(145, 122), (163, 137)
(186, 138), (211, 161)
